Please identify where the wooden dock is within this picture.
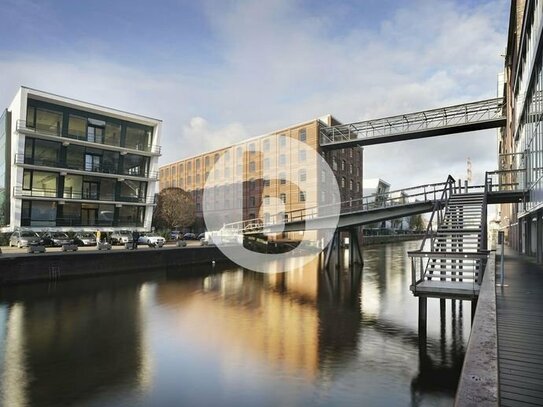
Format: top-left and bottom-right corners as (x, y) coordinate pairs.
(497, 249), (543, 406)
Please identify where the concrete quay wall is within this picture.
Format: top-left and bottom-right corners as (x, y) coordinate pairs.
(0, 246), (230, 286)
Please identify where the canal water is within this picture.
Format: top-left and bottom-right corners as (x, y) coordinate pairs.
(0, 241), (471, 407)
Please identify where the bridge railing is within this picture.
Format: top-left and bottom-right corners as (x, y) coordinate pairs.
(222, 179), (453, 234)
(320, 98), (505, 146)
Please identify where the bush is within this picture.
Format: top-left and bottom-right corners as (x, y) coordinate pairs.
(0, 233), (10, 246)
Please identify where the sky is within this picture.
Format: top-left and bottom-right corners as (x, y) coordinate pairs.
(0, 0), (509, 190)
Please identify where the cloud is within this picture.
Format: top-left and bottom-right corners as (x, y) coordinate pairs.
(0, 0), (508, 191)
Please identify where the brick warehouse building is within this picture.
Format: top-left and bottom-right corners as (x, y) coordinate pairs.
(159, 115), (363, 238)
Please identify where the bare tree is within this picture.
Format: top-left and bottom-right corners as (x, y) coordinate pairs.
(153, 188), (196, 230)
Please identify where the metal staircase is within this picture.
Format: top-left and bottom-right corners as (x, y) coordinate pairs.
(409, 178), (489, 300)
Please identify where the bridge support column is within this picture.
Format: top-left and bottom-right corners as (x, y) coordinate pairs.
(349, 228), (363, 266)
(418, 297), (427, 339)
(324, 230), (341, 270)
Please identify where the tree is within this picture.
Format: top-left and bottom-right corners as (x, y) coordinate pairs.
(409, 214), (425, 232)
(153, 188), (196, 230)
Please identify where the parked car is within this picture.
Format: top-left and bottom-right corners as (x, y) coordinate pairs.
(138, 233), (165, 247)
(74, 232), (97, 246)
(197, 233), (205, 240)
(183, 233), (197, 240)
(41, 232), (72, 247)
(9, 230), (43, 248)
(110, 231), (133, 245)
(170, 230), (182, 240)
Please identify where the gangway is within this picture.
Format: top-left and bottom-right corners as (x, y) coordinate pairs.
(319, 98), (505, 149)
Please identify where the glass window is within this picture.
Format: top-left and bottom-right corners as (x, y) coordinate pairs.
(26, 106), (35, 127)
(263, 158), (270, 169)
(263, 139), (270, 151)
(299, 129), (306, 142)
(105, 123), (121, 146)
(30, 170), (58, 197)
(299, 169), (306, 182)
(62, 202), (81, 226)
(68, 115), (86, 139)
(299, 191), (306, 202)
(85, 153), (102, 172)
(30, 201), (57, 226)
(118, 206), (144, 227)
(279, 154), (286, 165)
(120, 179), (145, 202)
(23, 170), (31, 190)
(66, 145), (85, 170)
(279, 134), (286, 147)
(34, 139), (60, 166)
(64, 174), (83, 199)
(99, 204), (114, 226)
(299, 150), (306, 161)
(123, 154), (148, 177)
(35, 108), (62, 135)
(99, 178), (116, 201)
(279, 172), (286, 184)
(125, 126), (151, 151)
(280, 193), (287, 203)
(87, 118), (105, 144)
(250, 196), (256, 207)
(249, 162), (256, 172)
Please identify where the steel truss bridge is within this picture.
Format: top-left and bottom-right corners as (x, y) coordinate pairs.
(222, 168), (526, 235)
(319, 98), (505, 148)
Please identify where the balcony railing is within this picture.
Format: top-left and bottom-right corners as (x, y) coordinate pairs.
(16, 120), (161, 155)
(13, 186), (156, 204)
(21, 217), (144, 228)
(14, 154), (159, 180)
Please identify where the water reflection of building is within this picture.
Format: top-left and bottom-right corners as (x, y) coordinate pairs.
(0, 280), (152, 407)
(155, 260), (323, 378)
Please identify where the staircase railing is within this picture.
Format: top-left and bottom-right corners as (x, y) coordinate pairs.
(408, 175), (455, 288)
(418, 175), (456, 253)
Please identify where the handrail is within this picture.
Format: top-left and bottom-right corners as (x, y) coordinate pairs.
(16, 120), (161, 154)
(13, 186), (156, 204)
(417, 175), (456, 253)
(14, 153), (159, 180)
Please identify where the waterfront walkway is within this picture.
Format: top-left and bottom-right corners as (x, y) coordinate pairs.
(497, 248), (543, 406)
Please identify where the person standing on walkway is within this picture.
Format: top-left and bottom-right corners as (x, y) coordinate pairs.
(96, 230), (101, 248)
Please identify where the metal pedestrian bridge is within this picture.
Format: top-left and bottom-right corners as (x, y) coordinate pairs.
(319, 98), (505, 149)
(221, 168), (525, 236)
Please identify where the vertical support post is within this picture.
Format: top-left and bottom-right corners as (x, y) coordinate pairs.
(335, 230), (341, 269)
(324, 230), (336, 270)
(464, 180), (468, 193)
(419, 297), (427, 338)
(349, 229), (354, 266)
